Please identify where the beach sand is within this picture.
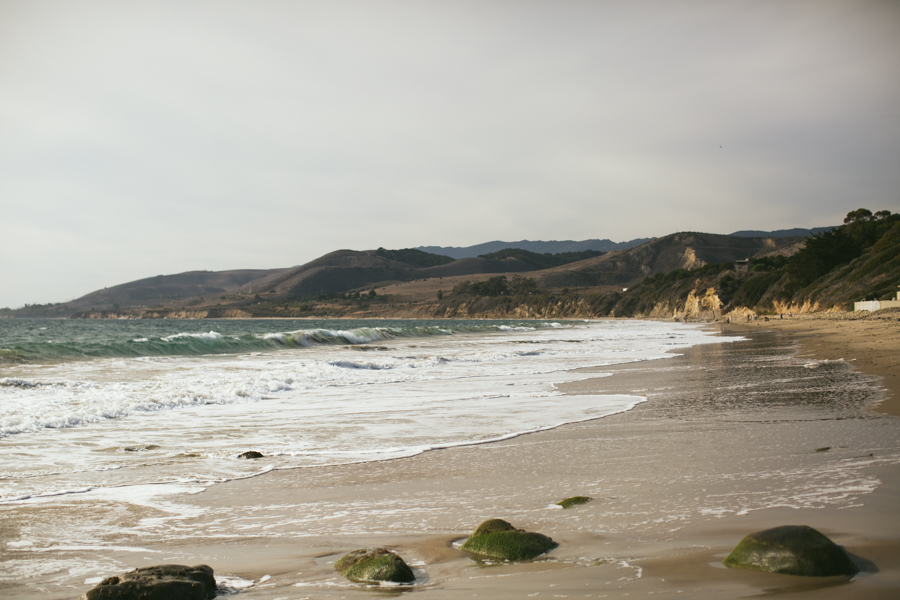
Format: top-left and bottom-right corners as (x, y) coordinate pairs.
(2, 319), (899, 599)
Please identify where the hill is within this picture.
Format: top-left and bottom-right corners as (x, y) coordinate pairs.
(532, 232), (802, 289)
(236, 248), (544, 299)
(10, 217), (891, 321)
(2, 268), (288, 318)
(417, 238), (653, 259)
(729, 226), (835, 238)
(411, 211), (896, 320)
(477, 248), (605, 270)
(609, 209), (899, 319)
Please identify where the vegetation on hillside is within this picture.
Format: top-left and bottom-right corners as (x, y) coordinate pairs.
(373, 247), (455, 268)
(452, 275), (539, 297)
(425, 208), (898, 319)
(477, 248), (604, 270)
(611, 208), (899, 316)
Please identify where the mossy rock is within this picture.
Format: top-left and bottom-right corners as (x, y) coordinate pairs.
(557, 496), (592, 509)
(82, 564), (216, 600)
(334, 548), (415, 584)
(723, 525), (859, 577)
(461, 519), (557, 561)
(470, 518), (517, 537)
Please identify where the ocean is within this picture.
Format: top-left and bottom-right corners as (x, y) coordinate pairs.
(0, 318), (733, 502)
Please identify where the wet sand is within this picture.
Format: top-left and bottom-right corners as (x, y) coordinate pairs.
(2, 323), (899, 599)
(724, 309), (900, 416)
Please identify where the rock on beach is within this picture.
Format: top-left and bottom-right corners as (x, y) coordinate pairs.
(723, 525), (859, 577)
(461, 518), (558, 561)
(557, 495), (592, 508)
(334, 548), (416, 584)
(81, 564), (217, 600)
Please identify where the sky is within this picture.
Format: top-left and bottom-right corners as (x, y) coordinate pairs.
(1, 0), (899, 308)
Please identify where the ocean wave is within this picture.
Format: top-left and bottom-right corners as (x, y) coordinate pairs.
(161, 331), (224, 342)
(0, 319), (574, 364)
(0, 348), (25, 364)
(270, 327), (399, 347)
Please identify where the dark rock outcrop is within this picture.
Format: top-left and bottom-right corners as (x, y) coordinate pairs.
(334, 548), (416, 584)
(82, 564), (216, 600)
(557, 496), (592, 509)
(461, 519), (557, 561)
(238, 451), (264, 459)
(723, 525), (859, 577)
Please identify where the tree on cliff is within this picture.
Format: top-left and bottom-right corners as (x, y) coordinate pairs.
(787, 208), (898, 286)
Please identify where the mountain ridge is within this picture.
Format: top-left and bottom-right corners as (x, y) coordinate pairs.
(416, 238), (654, 259)
(729, 226), (835, 238)
(417, 227), (835, 259)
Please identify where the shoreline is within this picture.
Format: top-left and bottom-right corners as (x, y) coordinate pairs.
(2, 319), (898, 599)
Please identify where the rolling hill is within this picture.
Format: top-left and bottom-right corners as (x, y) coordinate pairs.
(11, 222), (880, 320)
(3, 269), (288, 317)
(532, 232), (801, 289)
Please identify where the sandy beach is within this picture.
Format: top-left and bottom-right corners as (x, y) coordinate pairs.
(2, 317), (899, 599)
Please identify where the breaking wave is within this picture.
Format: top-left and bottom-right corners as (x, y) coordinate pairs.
(0, 320), (569, 364)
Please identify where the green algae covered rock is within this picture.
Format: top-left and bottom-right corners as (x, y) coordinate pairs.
(723, 525), (859, 577)
(461, 519), (558, 561)
(557, 496), (592, 509)
(334, 548), (415, 584)
(82, 565), (216, 600)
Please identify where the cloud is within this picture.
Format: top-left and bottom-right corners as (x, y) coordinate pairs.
(1, 0), (898, 306)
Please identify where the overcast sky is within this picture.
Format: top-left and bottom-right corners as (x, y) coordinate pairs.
(2, 0), (899, 308)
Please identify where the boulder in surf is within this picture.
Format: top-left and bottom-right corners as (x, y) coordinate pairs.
(81, 564), (216, 600)
(723, 525), (859, 577)
(334, 548), (416, 584)
(461, 519), (557, 561)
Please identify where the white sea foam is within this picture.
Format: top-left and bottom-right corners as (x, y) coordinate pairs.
(327, 360), (393, 370)
(0, 320), (735, 501)
(161, 331), (224, 342)
(217, 576), (259, 593)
